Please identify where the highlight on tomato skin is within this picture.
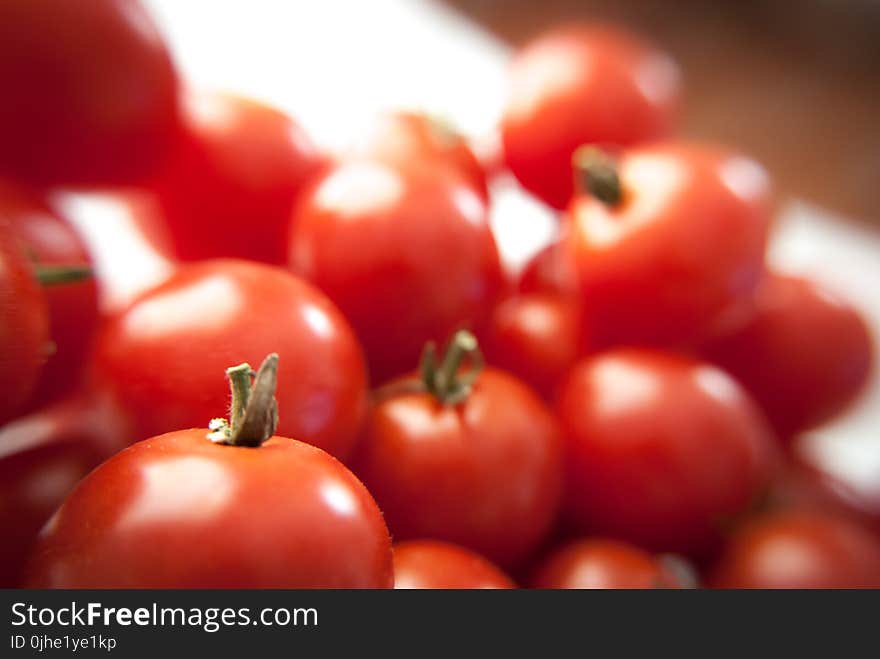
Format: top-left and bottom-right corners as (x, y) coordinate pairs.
(153, 90), (329, 265)
(530, 539), (695, 589)
(556, 349), (780, 558)
(501, 23), (682, 210)
(393, 540), (516, 589)
(699, 272), (874, 440)
(24, 356), (394, 589)
(709, 511), (880, 589)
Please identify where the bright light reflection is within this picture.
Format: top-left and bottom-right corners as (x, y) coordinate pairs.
(314, 162), (403, 218)
(592, 357), (661, 417)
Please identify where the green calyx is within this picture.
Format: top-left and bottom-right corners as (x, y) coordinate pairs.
(419, 329), (484, 405)
(572, 145), (623, 206)
(207, 353), (280, 447)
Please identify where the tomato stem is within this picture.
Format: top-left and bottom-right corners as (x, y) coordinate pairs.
(207, 353), (279, 447)
(573, 145), (622, 206)
(420, 329), (483, 405)
(34, 264), (92, 286)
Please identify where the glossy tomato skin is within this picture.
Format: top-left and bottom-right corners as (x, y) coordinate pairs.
(0, 222), (48, 424)
(352, 368), (563, 568)
(393, 540), (515, 589)
(290, 161), (503, 384)
(701, 273), (873, 439)
(94, 260), (367, 461)
(501, 24), (681, 209)
(710, 511), (880, 589)
(564, 143), (773, 347)
(530, 539), (688, 589)
(1, 187), (98, 408)
(0, 391), (128, 587)
(155, 92), (327, 264)
(0, 0), (180, 185)
(25, 429), (393, 588)
(556, 350), (778, 557)
(482, 293), (585, 400)
(357, 111), (488, 200)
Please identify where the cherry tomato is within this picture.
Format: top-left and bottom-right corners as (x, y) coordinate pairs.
(0, 0), (180, 185)
(356, 111), (488, 200)
(710, 511), (880, 589)
(393, 540), (515, 589)
(518, 238), (577, 296)
(0, 390), (128, 587)
(563, 143), (772, 347)
(352, 331), (563, 568)
(25, 357), (392, 588)
(289, 160), (503, 384)
(530, 539), (693, 589)
(154, 91), (327, 264)
(556, 349), (778, 556)
(482, 293), (585, 399)
(701, 273), (873, 439)
(1, 186), (98, 408)
(0, 221), (48, 424)
(501, 24), (681, 209)
(94, 259), (367, 461)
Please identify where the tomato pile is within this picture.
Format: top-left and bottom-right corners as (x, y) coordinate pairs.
(0, 3), (877, 589)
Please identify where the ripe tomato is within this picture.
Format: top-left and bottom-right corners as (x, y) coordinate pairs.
(701, 273), (873, 439)
(94, 259), (367, 460)
(530, 539), (694, 589)
(482, 293), (585, 400)
(393, 540), (515, 589)
(25, 356), (393, 588)
(289, 160), (503, 384)
(154, 91), (328, 264)
(501, 24), (681, 209)
(0, 0), (180, 185)
(563, 143), (772, 347)
(518, 238), (577, 296)
(556, 349), (778, 556)
(710, 511), (880, 589)
(356, 111), (488, 200)
(352, 331), (563, 568)
(0, 221), (48, 424)
(1, 186), (98, 408)
(0, 391), (128, 587)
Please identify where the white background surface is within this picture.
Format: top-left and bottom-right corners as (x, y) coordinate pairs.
(69, 0), (880, 492)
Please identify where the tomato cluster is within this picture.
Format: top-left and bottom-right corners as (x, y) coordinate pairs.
(0, 5), (877, 589)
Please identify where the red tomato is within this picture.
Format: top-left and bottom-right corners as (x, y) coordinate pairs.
(154, 91), (327, 264)
(563, 143), (772, 347)
(0, 391), (128, 587)
(710, 511), (880, 589)
(94, 260), (367, 460)
(0, 0), (180, 185)
(530, 539), (694, 589)
(701, 273), (873, 439)
(393, 540), (515, 589)
(0, 221), (48, 424)
(1, 187), (98, 408)
(482, 293), (585, 399)
(289, 160), (503, 384)
(556, 349), (778, 556)
(25, 357), (392, 588)
(357, 111), (488, 200)
(501, 24), (681, 209)
(518, 238), (577, 296)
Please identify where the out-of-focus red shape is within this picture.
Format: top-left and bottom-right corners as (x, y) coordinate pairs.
(153, 91), (328, 265)
(710, 510), (880, 589)
(0, 184), (99, 409)
(501, 23), (681, 210)
(0, 390), (129, 587)
(0, 0), (180, 185)
(701, 272), (874, 440)
(393, 540), (515, 589)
